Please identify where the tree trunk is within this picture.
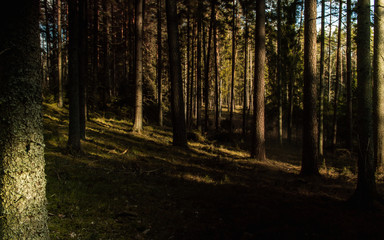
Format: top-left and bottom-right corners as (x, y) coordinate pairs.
(68, 0), (82, 153)
(332, 0), (342, 149)
(196, 0), (202, 132)
(58, 0), (64, 108)
(346, 0), (353, 152)
(277, 0), (283, 144)
(374, 0), (384, 172)
(0, 1), (50, 238)
(165, 0), (188, 147)
(79, 0), (87, 139)
(203, 1), (215, 133)
(319, 0), (325, 161)
(229, 0), (237, 134)
(251, 0), (266, 161)
(301, 0), (319, 176)
(133, 0), (144, 133)
(214, 10), (220, 131)
(157, 0), (163, 127)
(349, 0), (377, 207)
(243, 11), (249, 137)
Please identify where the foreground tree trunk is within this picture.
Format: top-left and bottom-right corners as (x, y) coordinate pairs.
(349, 0), (378, 207)
(166, 0), (188, 147)
(251, 0), (266, 161)
(374, 0), (384, 171)
(319, 0), (326, 161)
(229, 0), (237, 134)
(68, 0), (82, 152)
(301, 0), (319, 176)
(133, 0), (144, 133)
(157, 0), (163, 127)
(58, 0), (64, 108)
(346, 0), (353, 151)
(0, 1), (49, 238)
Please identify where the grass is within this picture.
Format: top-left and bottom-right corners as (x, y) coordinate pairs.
(43, 103), (384, 239)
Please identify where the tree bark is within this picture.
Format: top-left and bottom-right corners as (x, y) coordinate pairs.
(68, 0), (82, 153)
(374, 0), (384, 172)
(346, 0), (353, 152)
(79, 0), (87, 139)
(319, 0), (326, 161)
(58, 0), (64, 108)
(277, 0), (283, 144)
(157, 0), (163, 127)
(0, 1), (50, 238)
(133, 0), (144, 133)
(243, 10), (249, 137)
(301, 0), (319, 176)
(196, 0), (202, 132)
(349, 0), (377, 207)
(251, 0), (266, 161)
(165, 0), (188, 147)
(229, 0), (237, 134)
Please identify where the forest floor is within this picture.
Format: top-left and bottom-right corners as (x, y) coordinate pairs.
(43, 103), (384, 240)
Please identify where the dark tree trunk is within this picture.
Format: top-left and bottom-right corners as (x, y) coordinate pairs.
(214, 9), (220, 131)
(277, 0), (283, 144)
(301, 0), (319, 176)
(251, 0), (266, 161)
(165, 0), (188, 147)
(68, 0), (82, 153)
(349, 0), (377, 207)
(0, 1), (49, 238)
(186, 10), (191, 127)
(204, 1), (215, 133)
(133, 0), (144, 133)
(79, 0), (87, 139)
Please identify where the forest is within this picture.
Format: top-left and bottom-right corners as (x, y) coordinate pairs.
(1, 0), (384, 239)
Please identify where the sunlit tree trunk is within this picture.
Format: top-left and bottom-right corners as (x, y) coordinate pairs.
(196, 0), (202, 132)
(243, 10), (249, 137)
(214, 10), (220, 131)
(301, 0), (319, 176)
(133, 0), (144, 133)
(251, 0), (266, 161)
(0, 1), (50, 238)
(277, 0), (283, 144)
(374, 0), (384, 171)
(165, 0), (188, 147)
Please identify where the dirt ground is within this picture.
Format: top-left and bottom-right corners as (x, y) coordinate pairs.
(43, 103), (384, 239)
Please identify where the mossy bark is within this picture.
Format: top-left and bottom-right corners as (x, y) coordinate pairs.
(0, 1), (49, 239)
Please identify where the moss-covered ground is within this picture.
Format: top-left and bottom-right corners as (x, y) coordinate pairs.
(43, 103), (384, 239)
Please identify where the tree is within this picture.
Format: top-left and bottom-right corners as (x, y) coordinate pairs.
(0, 1), (49, 238)
(229, 0), (237, 134)
(157, 0), (163, 127)
(68, 0), (82, 153)
(301, 0), (319, 176)
(133, 0), (144, 133)
(166, 0), (188, 147)
(251, 0), (266, 161)
(277, 0), (283, 144)
(58, 0), (64, 108)
(349, 0), (378, 207)
(346, 0), (353, 152)
(319, 0), (326, 161)
(374, 0), (384, 171)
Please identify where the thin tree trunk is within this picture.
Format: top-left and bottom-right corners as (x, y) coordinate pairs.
(319, 0), (326, 161)
(243, 11), (249, 137)
(58, 0), (64, 108)
(204, 1), (215, 133)
(79, 0), (87, 139)
(374, 0), (384, 171)
(332, 0), (342, 149)
(157, 0), (163, 127)
(165, 0), (188, 147)
(197, 1), (202, 132)
(251, 0), (266, 160)
(133, 0), (144, 133)
(214, 9), (220, 131)
(301, 0), (319, 176)
(277, 0), (283, 144)
(328, 0), (333, 103)
(186, 10), (191, 127)
(346, 0), (353, 152)
(229, 0), (237, 134)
